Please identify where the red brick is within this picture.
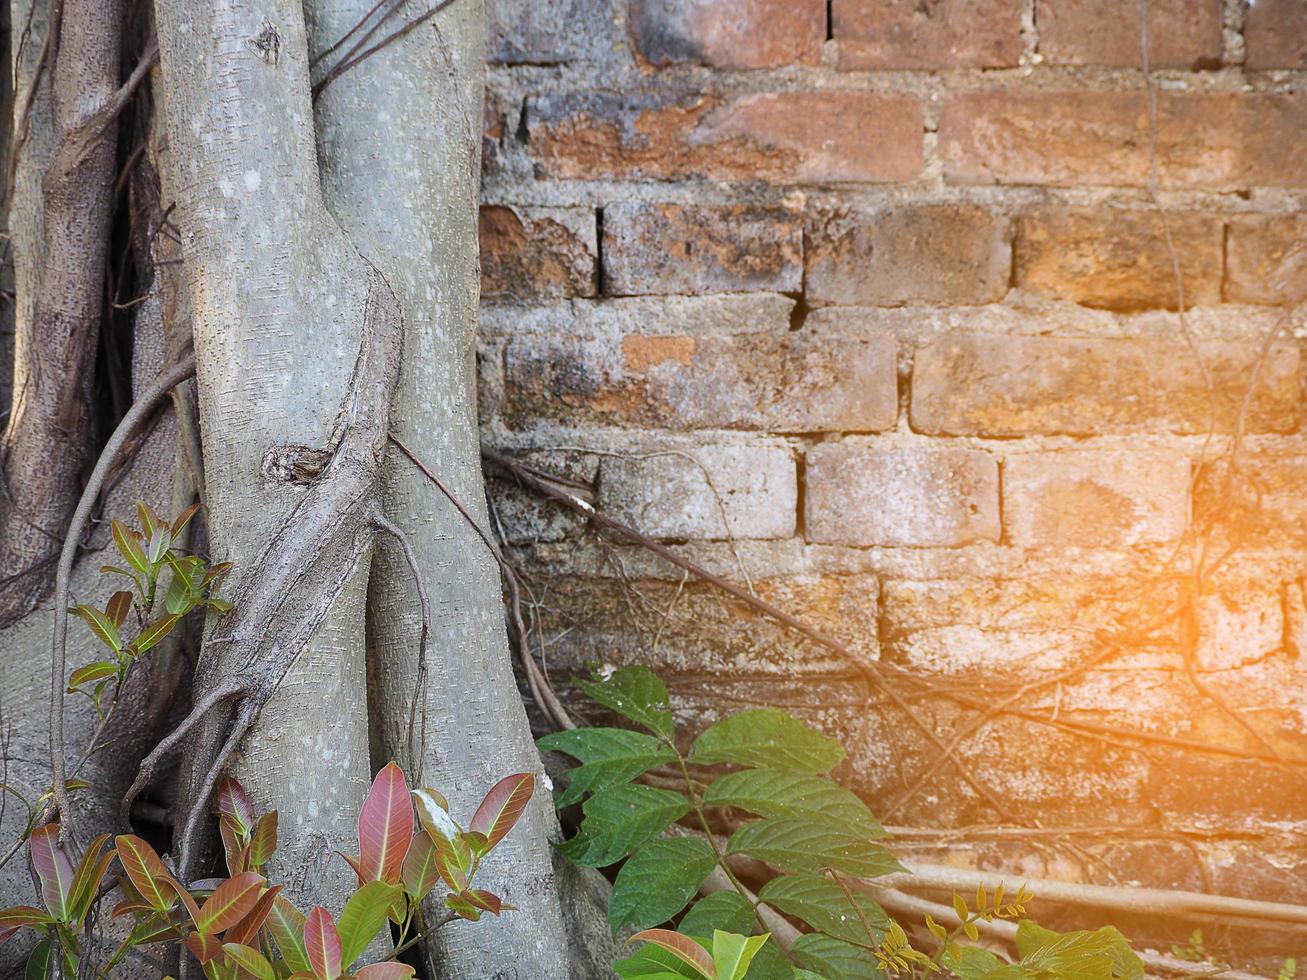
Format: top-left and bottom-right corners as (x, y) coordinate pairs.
(1225, 214), (1307, 305)
(807, 206), (1011, 307)
(630, 0), (825, 69)
(1002, 450), (1190, 549)
(1015, 208), (1222, 311)
(505, 332), (898, 431)
(805, 444), (1000, 547)
(479, 205), (597, 301)
(940, 91), (1307, 190)
(528, 90), (923, 184)
(1036, 0), (1222, 68)
(910, 334), (1300, 436)
(833, 0), (1021, 69)
(1245, 0), (1307, 70)
(602, 203), (802, 295)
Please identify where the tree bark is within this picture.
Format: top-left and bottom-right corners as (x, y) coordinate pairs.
(304, 2), (572, 975)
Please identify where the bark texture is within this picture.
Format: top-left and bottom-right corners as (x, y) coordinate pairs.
(304, 2), (572, 974)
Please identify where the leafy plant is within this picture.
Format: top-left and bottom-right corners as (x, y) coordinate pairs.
(545, 665), (1147, 980)
(0, 763), (534, 977)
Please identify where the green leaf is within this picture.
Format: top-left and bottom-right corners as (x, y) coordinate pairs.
(574, 667), (674, 740)
(132, 614), (180, 656)
(688, 710), (843, 774)
(630, 929), (717, 979)
(791, 933), (884, 979)
(24, 940), (51, 980)
(942, 944), (1007, 980)
(112, 520), (149, 575)
(727, 819), (905, 879)
(559, 784), (690, 868)
(337, 881), (401, 969)
(608, 836), (715, 936)
(703, 769), (885, 838)
(67, 662), (118, 693)
(1016, 921), (1142, 979)
(679, 892), (755, 940)
(537, 728), (678, 807)
(221, 943), (276, 980)
(615, 943), (706, 980)
(70, 604), (121, 653)
(713, 931), (770, 980)
(758, 874), (888, 948)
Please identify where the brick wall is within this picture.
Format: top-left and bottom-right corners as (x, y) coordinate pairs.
(477, 0), (1307, 946)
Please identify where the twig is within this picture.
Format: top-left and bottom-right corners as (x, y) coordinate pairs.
(312, 0), (460, 101)
(50, 355), (196, 839)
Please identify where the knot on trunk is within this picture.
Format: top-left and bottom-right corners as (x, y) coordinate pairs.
(262, 444), (331, 484)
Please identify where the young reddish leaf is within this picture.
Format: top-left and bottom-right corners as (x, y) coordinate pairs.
(265, 894), (311, 973)
(196, 871), (264, 934)
(443, 892), (481, 922)
(172, 503), (202, 537)
(459, 831), (489, 856)
(462, 889), (514, 916)
(216, 778), (257, 835)
(224, 883), (282, 947)
(339, 852), (366, 886)
(430, 832), (472, 892)
(469, 773), (534, 852)
(113, 520), (149, 574)
(304, 906), (343, 980)
(184, 931), (223, 965)
(400, 830), (438, 901)
(114, 835), (176, 914)
(29, 825), (74, 921)
(133, 614), (180, 656)
(67, 661), (118, 693)
(630, 928), (717, 980)
(222, 942), (276, 980)
(67, 834), (114, 926)
(203, 561), (233, 587)
(105, 591), (134, 629)
(71, 604), (122, 652)
(0, 906), (53, 946)
(219, 814), (249, 877)
(248, 811), (278, 869)
(162, 876), (204, 928)
(353, 964), (416, 980)
(110, 899), (155, 918)
(357, 762), (413, 884)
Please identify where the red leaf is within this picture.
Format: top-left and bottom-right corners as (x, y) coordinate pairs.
(216, 778), (256, 835)
(171, 502), (202, 537)
(0, 906), (53, 946)
(339, 852), (366, 886)
(29, 825), (74, 921)
(463, 889), (513, 915)
(185, 931), (223, 965)
(224, 883), (282, 946)
(196, 871), (264, 934)
(106, 591), (133, 629)
(400, 831), (438, 901)
(630, 928), (717, 980)
(115, 835), (176, 914)
(304, 906), (343, 980)
(163, 877), (204, 929)
(356, 762), (413, 884)
(219, 814), (249, 876)
(67, 834), (114, 926)
(353, 964), (416, 980)
(469, 773), (534, 851)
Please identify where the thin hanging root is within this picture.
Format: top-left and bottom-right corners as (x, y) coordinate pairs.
(368, 504), (431, 786)
(176, 699), (257, 880)
(118, 675), (247, 833)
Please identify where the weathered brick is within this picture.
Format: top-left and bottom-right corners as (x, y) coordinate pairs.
(1195, 457), (1307, 549)
(597, 444), (796, 540)
(807, 206), (1011, 307)
(480, 205), (597, 301)
(832, 0), (1021, 69)
(1225, 214), (1307, 305)
(1245, 0), (1307, 70)
(1015, 208), (1222, 311)
(602, 203), (801, 296)
(630, 0), (824, 68)
(1036, 0), (1222, 68)
(1194, 590), (1283, 671)
(528, 90), (923, 184)
(1002, 450), (1190, 549)
(940, 91), (1307, 189)
(486, 0), (614, 64)
(910, 334), (1300, 435)
(505, 332), (898, 431)
(483, 90), (506, 179)
(486, 450), (598, 545)
(480, 294), (795, 338)
(805, 445), (1000, 547)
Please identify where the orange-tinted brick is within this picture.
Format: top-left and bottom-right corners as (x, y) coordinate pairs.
(1036, 0), (1222, 68)
(833, 0), (1021, 69)
(1245, 0), (1307, 70)
(480, 205), (597, 300)
(1225, 214), (1307, 305)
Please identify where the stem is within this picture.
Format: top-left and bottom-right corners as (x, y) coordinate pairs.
(390, 911), (457, 957)
(827, 868), (880, 949)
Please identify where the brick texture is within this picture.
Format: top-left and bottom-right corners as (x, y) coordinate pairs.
(1225, 214), (1307, 305)
(1245, 0), (1307, 70)
(940, 91), (1307, 189)
(805, 445), (1000, 547)
(1194, 591), (1283, 671)
(505, 332), (898, 431)
(528, 90), (923, 184)
(479, 205), (597, 300)
(630, 0), (825, 68)
(910, 334), (1301, 436)
(1015, 208), (1222, 311)
(1002, 450), (1190, 549)
(833, 0), (1022, 69)
(1036, 0), (1222, 68)
(597, 445), (796, 540)
(486, 0), (614, 64)
(602, 203), (802, 295)
(807, 206), (1011, 307)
